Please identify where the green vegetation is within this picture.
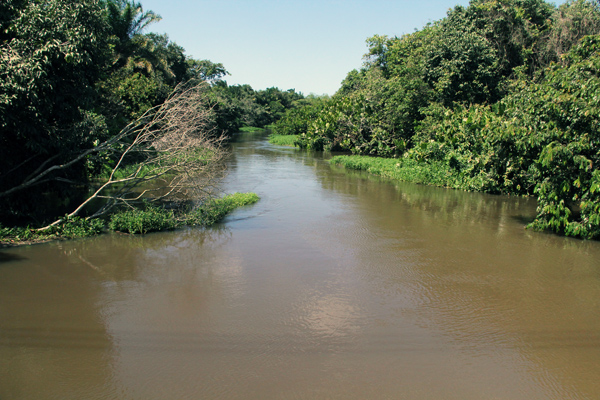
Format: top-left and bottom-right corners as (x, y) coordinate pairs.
(183, 192), (261, 227)
(208, 83), (305, 134)
(107, 192), (261, 234)
(108, 205), (177, 235)
(0, 217), (105, 244)
(276, 0), (600, 239)
(239, 127), (264, 133)
(330, 156), (463, 188)
(3, 0), (599, 241)
(1, 193), (260, 244)
(268, 134), (299, 147)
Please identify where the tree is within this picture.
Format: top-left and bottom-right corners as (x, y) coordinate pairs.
(424, 9), (502, 105)
(465, 0), (555, 75)
(0, 0), (110, 223)
(185, 59), (229, 83)
(363, 34), (390, 73)
(105, 0), (161, 71)
(546, 0), (600, 63)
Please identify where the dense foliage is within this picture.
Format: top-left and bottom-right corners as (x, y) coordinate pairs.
(274, 0), (600, 239)
(0, 0), (286, 228)
(208, 83), (304, 133)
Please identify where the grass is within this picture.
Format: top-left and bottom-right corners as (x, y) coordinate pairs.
(108, 205), (177, 234)
(183, 192), (260, 227)
(109, 192), (260, 234)
(0, 216), (106, 246)
(329, 155), (465, 189)
(1, 192), (260, 245)
(268, 134), (299, 147)
(239, 126), (264, 133)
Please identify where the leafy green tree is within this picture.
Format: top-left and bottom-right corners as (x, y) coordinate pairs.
(186, 59), (229, 83)
(424, 8), (502, 105)
(0, 0), (110, 222)
(337, 69), (366, 96)
(512, 35), (600, 238)
(363, 34), (390, 73)
(546, 0), (600, 63)
(104, 0), (161, 71)
(464, 0), (555, 74)
(273, 98), (327, 136)
(207, 83), (303, 134)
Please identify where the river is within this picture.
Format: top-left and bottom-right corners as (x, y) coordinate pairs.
(1, 131), (600, 399)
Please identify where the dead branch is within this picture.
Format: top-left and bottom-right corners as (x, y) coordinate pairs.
(38, 81), (227, 230)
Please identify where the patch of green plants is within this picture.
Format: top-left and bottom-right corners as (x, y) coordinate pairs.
(1, 193), (260, 245)
(0, 225), (47, 243)
(0, 216), (106, 245)
(108, 205), (177, 234)
(239, 126), (264, 133)
(268, 134), (299, 147)
(108, 192), (260, 235)
(330, 155), (464, 189)
(49, 216), (106, 238)
(184, 192), (260, 226)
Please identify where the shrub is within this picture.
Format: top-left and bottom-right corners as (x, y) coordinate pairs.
(185, 192), (260, 226)
(109, 205), (176, 234)
(49, 216), (105, 238)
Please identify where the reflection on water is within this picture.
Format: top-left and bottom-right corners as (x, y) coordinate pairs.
(1, 131), (600, 399)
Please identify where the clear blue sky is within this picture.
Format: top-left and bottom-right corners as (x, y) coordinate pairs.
(140, 0), (563, 96)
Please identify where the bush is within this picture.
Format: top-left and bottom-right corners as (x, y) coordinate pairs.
(109, 205), (176, 234)
(185, 192), (260, 226)
(49, 216), (105, 238)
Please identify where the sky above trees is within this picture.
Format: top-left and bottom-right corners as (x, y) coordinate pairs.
(137, 0), (494, 95)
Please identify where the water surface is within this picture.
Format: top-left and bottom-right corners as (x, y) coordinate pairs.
(1, 132), (599, 399)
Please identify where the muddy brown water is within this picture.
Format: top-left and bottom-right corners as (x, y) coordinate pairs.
(1, 132), (600, 400)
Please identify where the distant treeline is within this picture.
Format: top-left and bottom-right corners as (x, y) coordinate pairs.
(273, 0), (600, 239)
(0, 0), (302, 225)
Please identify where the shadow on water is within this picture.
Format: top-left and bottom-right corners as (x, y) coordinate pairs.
(323, 160), (540, 232)
(511, 213), (537, 225)
(0, 252), (26, 263)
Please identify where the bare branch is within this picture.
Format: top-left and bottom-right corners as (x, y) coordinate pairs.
(38, 81), (227, 230)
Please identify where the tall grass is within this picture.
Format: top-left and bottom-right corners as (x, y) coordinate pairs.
(183, 192), (260, 227)
(268, 134), (299, 147)
(239, 126), (264, 133)
(329, 155), (466, 189)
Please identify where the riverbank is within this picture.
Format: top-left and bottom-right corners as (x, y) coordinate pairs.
(0, 192), (259, 247)
(329, 155), (473, 190)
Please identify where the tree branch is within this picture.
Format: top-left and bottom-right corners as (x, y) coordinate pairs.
(37, 81), (226, 230)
